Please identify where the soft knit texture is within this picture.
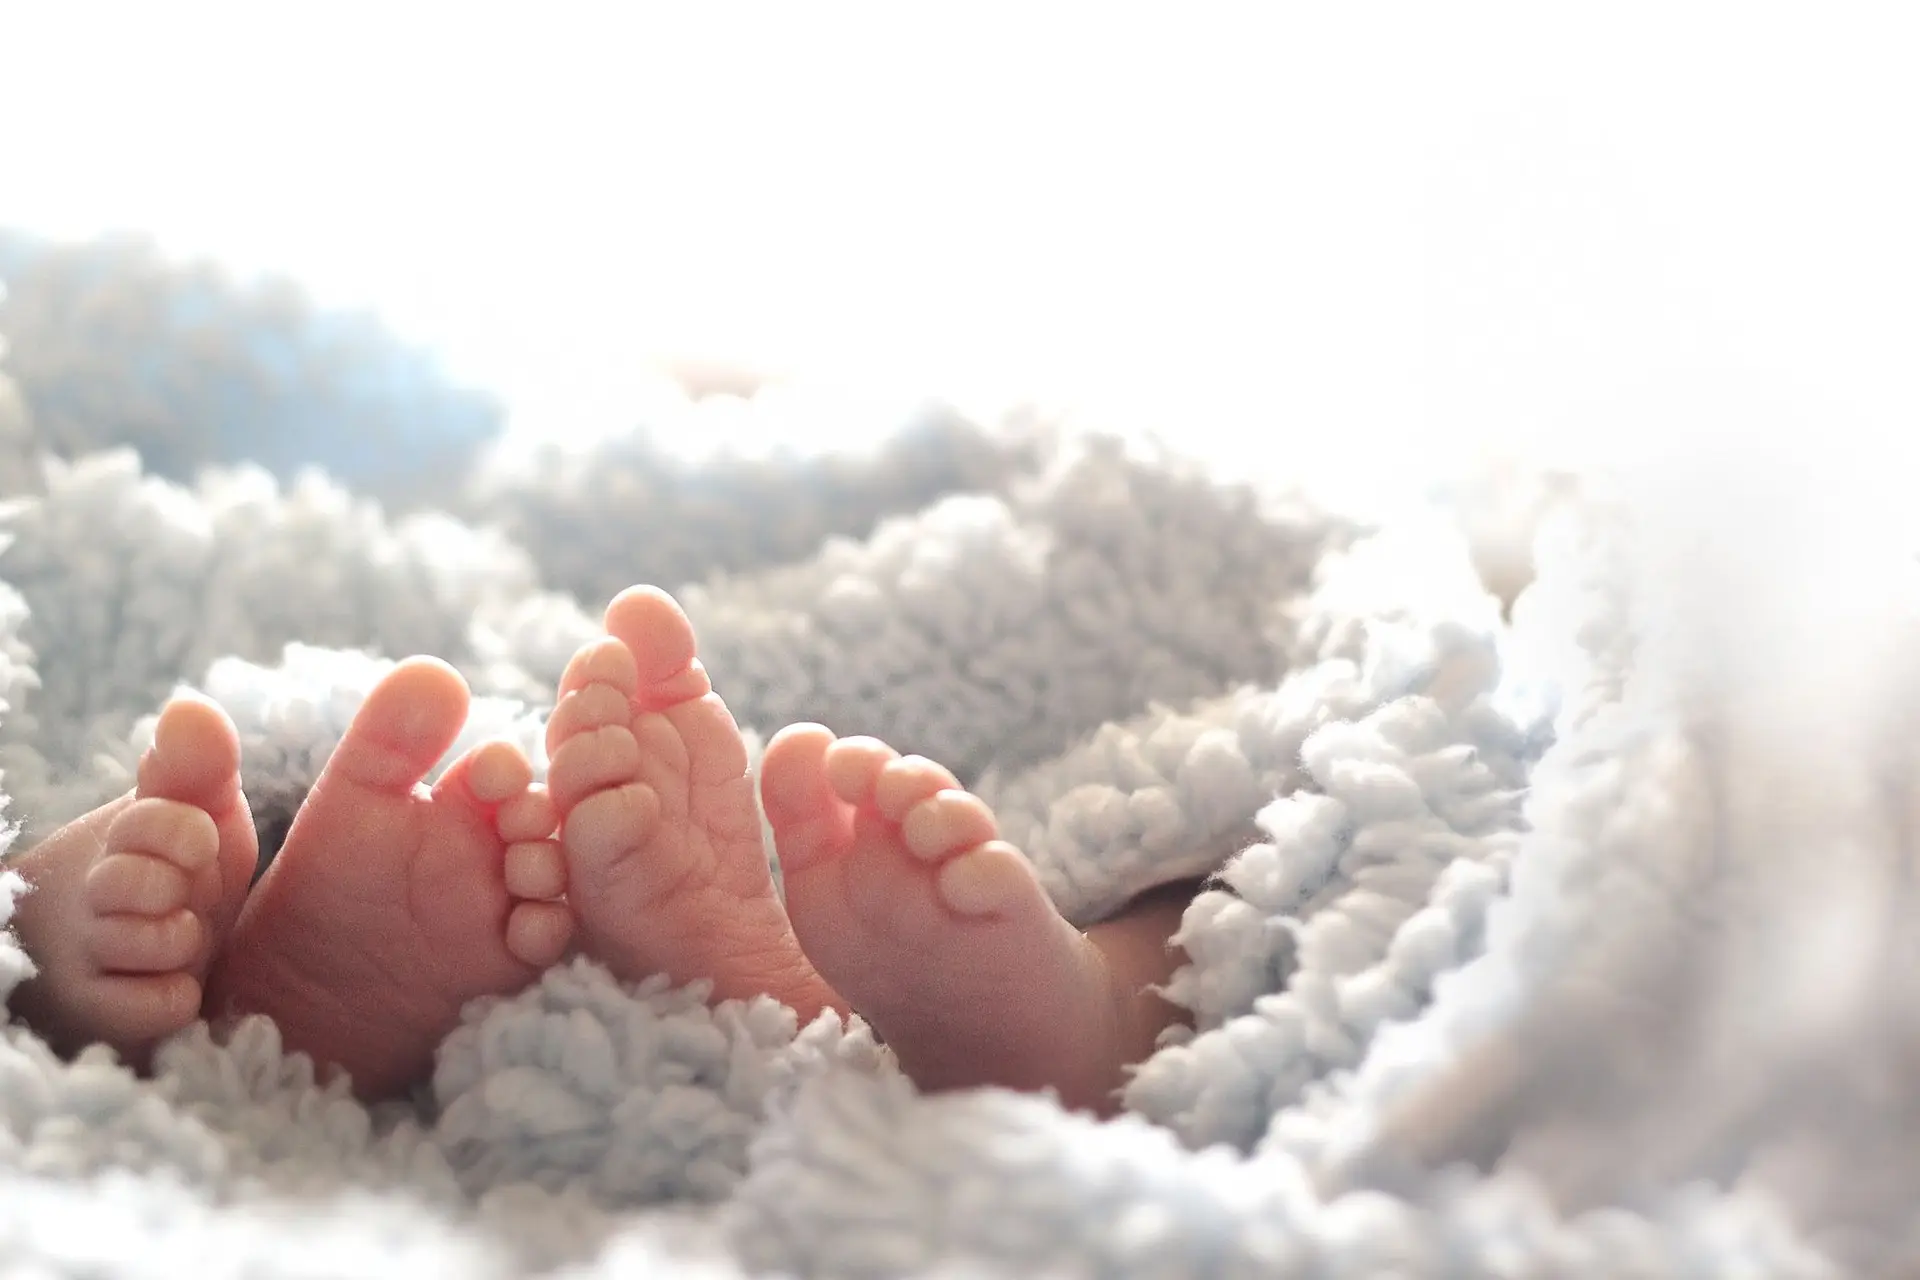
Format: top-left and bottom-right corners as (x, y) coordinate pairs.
(0, 230), (502, 508)
(0, 249), (1903, 1277)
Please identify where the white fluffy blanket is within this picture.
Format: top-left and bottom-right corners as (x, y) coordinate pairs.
(1, 256), (1909, 1276)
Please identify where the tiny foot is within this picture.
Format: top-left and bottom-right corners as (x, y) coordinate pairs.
(546, 586), (841, 1019)
(201, 658), (575, 1099)
(7, 694), (257, 1063)
(761, 724), (1129, 1112)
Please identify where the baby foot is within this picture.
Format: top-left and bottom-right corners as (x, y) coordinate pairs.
(546, 586), (841, 1019)
(7, 695), (257, 1063)
(761, 726), (1130, 1112)
(201, 658), (574, 1099)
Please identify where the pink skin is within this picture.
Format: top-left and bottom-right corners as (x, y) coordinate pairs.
(199, 657), (574, 1100)
(543, 586), (843, 1020)
(9, 595), (1189, 1111)
(761, 726), (1149, 1112)
(6, 694), (258, 1064)
(546, 584), (1189, 1114)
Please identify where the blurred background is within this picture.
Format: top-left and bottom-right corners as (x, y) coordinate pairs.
(1, 2), (1915, 511)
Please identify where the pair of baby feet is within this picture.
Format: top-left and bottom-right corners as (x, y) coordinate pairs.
(8, 588), (1130, 1109)
(5, 655), (577, 1098)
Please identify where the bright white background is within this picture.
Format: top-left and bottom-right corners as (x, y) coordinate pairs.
(2, 3), (1916, 495)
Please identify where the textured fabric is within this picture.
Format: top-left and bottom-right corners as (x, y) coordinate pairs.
(0, 282), (1886, 1274)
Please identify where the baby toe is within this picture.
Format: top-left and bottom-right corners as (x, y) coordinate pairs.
(505, 838), (567, 900)
(105, 797), (220, 876)
(759, 723), (837, 821)
(89, 910), (206, 974)
(546, 680), (635, 757)
(603, 586), (705, 691)
(558, 636), (641, 702)
(900, 789), (1000, 862)
(463, 740), (536, 805)
(934, 841), (1040, 918)
(823, 736), (897, 806)
(138, 695), (242, 808)
(548, 726), (644, 811)
(505, 900), (574, 968)
(761, 725), (854, 875)
(873, 754), (962, 822)
(85, 853), (192, 916)
(497, 785), (558, 843)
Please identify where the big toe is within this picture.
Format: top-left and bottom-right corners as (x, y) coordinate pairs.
(319, 657), (473, 798)
(761, 724), (850, 875)
(604, 586), (712, 703)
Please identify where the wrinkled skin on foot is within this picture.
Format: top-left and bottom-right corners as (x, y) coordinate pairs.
(7, 695), (257, 1064)
(201, 657), (573, 1100)
(545, 585), (841, 1020)
(762, 724), (1149, 1113)
(546, 584), (1186, 1112)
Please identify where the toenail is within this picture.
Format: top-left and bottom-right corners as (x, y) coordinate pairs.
(901, 790), (995, 860)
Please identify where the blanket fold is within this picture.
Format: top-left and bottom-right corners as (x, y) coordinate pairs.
(0, 251), (1886, 1277)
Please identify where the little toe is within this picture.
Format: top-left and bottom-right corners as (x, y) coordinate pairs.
(505, 839), (567, 900)
(548, 726), (644, 812)
(89, 910), (205, 973)
(603, 586), (713, 705)
(900, 790), (1000, 862)
(85, 853), (192, 917)
(873, 754), (963, 822)
(935, 841), (1043, 918)
(557, 636), (640, 701)
(497, 786), (558, 843)
(563, 782), (661, 864)
(104, 798), (220, 876)
(823, 736), (897, 807)
(436, 739), (534, 808)
(505, 900), (574, 968)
